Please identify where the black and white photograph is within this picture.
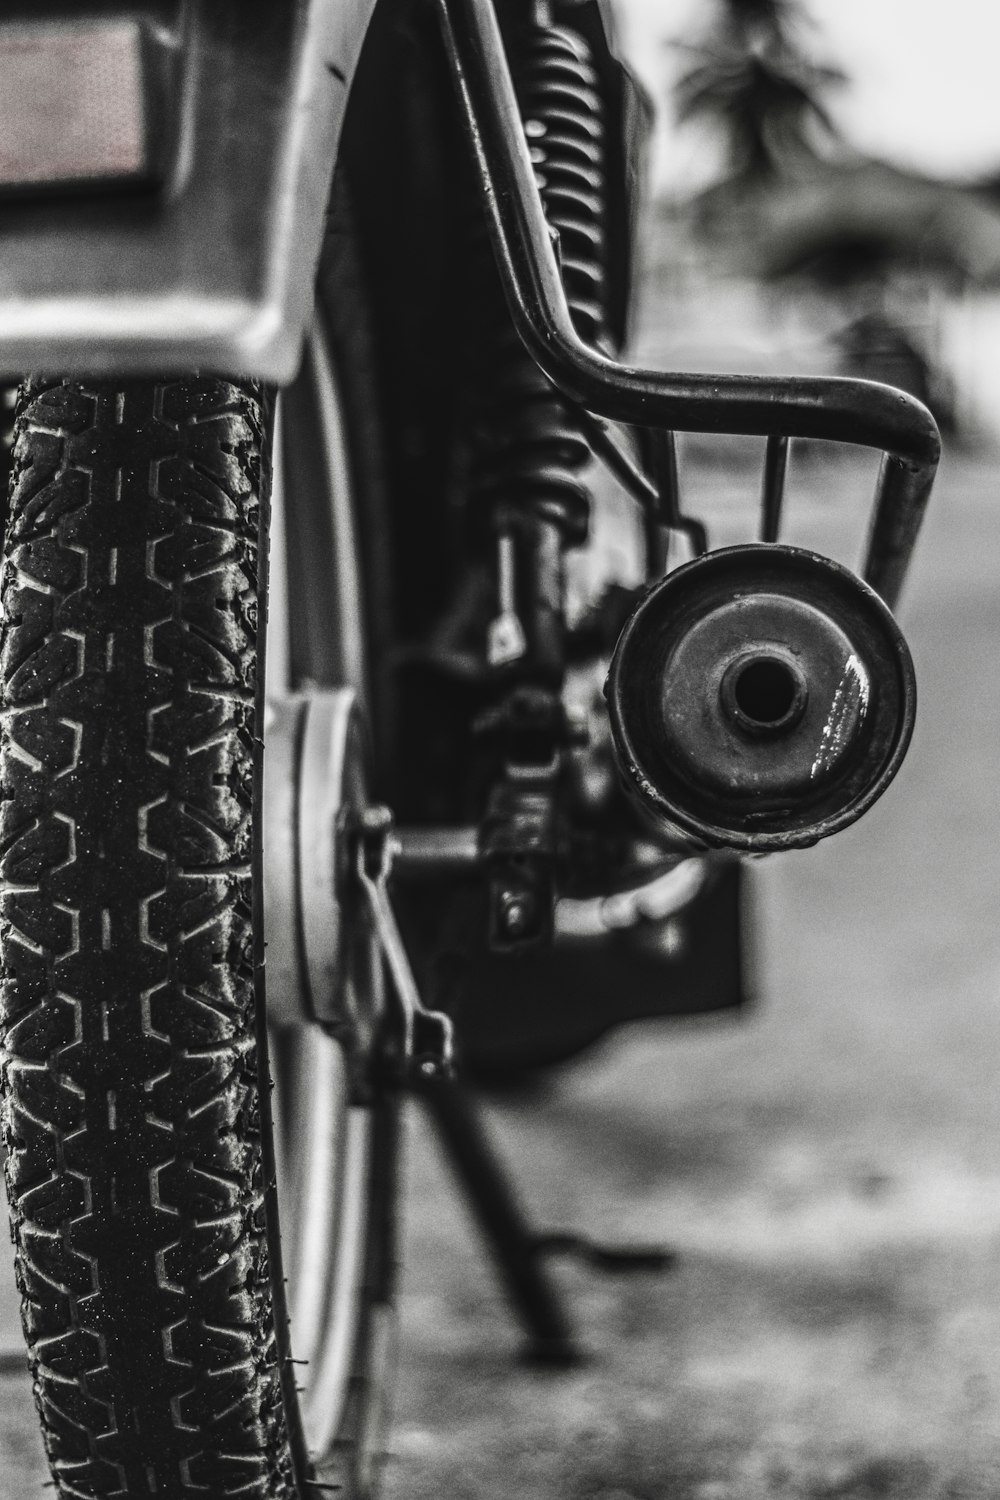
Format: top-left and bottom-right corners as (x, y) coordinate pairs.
(0, 2), (997, 1497)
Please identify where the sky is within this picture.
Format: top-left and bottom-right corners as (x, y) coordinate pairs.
(617, 0), (1000, 192)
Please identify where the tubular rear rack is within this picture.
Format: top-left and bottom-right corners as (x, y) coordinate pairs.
(435, 0), (941, 611)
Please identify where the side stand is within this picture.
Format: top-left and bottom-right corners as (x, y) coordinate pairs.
(414, 1072), (579, 1364)
(359, 814), (674, 1364)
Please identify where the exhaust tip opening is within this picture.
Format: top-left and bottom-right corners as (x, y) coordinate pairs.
(606, 544), (917, 853)
(723, 653), (807, 735)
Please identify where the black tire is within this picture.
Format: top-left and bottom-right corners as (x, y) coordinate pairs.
(0, 374), (306, 1497)
(0, 210), (397, 1495)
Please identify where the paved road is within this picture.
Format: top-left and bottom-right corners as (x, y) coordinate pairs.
(2, 444), (998, 1498)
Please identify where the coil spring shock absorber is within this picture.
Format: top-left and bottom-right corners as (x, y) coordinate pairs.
(520, 22), (607, 346)
(462, 9), (613, 945)
(465, 11), (610, 684)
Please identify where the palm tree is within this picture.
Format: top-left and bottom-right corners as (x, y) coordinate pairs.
(715, 0), (799, 47)
(673, 0), (843, 187)
(671, 1), (957, 433)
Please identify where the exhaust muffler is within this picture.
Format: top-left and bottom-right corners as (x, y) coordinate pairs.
(605, 545), (916, 853)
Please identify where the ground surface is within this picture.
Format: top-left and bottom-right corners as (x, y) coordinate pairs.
(1, 441), (998, 1499)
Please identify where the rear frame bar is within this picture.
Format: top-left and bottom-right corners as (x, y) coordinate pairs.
(435, 0), (941, 608)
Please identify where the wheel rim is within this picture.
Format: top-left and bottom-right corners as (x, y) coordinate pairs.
(264, 318), (384, 1460)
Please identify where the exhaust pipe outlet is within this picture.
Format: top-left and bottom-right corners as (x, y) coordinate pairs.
(605, 545), (916, 853)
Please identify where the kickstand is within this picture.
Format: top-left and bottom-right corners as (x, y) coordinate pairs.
(415, 1072), (580, 1365)
(357, 820), (671, 1362)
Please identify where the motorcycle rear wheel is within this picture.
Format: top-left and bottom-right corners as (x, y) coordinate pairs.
(0, 217), (397, 1498)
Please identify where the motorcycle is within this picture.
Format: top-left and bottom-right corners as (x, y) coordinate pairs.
(0, 2), (939, 1497)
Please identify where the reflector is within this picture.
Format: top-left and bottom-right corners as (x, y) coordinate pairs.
(0, 19), (149, 191)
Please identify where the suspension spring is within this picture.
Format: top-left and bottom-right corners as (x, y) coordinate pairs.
(462, 15), (611, 682)
(521, 23), (608, 349)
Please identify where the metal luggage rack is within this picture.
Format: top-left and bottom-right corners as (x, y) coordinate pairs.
(435, 0), (942, 614)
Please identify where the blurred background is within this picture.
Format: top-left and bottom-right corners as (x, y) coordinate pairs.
(629, 0), (1000, 439)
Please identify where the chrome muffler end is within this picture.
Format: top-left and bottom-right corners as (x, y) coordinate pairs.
(606, 545), (916, 853)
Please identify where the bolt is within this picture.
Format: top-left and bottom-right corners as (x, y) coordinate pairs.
(359, 804), (394, 837)
(356, 804), (396, 882)
(499, 889), (536, 939)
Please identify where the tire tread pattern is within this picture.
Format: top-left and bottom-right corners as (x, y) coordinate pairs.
(0, 377), (293, 1500)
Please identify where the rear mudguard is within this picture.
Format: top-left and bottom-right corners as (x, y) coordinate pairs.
(0, 0), (646, 384)
(0, 0), (376, 382)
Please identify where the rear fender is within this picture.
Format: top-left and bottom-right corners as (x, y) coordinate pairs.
(0, 0), (377, 381)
